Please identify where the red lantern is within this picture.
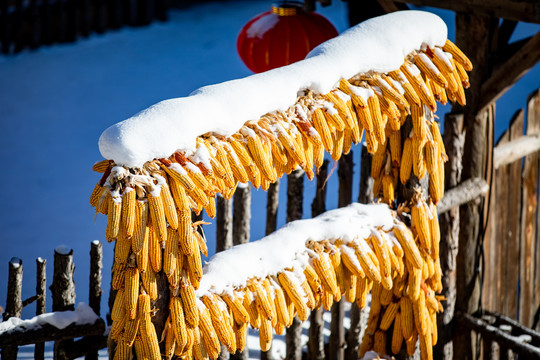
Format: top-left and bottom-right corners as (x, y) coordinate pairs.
(237, 2), (338, 73)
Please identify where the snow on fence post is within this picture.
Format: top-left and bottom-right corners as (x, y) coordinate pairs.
(2, 257), (23, 360)
(329, 153), (354, 360)
(309, 160), (329, 360)
(434, 112), (464, 360)
(50, 246), (76, 360)
(35, 257), (47, 360)
(286, 169), (305, 360)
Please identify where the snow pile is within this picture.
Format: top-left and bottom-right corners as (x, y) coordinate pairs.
(196, 203), (394, 297)
(99, 10), (447, 167)
(0, 303), (100, 335)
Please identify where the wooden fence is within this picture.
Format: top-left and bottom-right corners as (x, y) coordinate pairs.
(0, 0), (170, 54)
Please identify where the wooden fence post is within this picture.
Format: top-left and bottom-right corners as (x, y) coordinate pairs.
(519, 90), (540, 327)
(309, 160), (329, 360)
(231, 184), (251, 360)
(261, 179), (280, 360)
(216, 195), (233, 253)
(50, 246), (76, 360)
(434, 113), (464, 360)
(2, 257), (23, 360)
(86, 241), (103, 360)
(286, 169), (304, 360)
(35, 257), (47, 360)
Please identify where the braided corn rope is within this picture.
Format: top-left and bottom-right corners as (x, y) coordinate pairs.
(91, 34), (472, 359)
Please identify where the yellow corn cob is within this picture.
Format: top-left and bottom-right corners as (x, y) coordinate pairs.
(147, 224), (162, 272)
(177, 280), (198, 329)
(375, 75), (409, 112)
(124, 314), (140, 347)
(391, 312), (404, 354)
(259, 316), (273, 352)
(443, 39), (473, 71)
(186, 244), (203, 288)
(408, 264), (422, 301)
(121, 187), (136, 237)
(321, 289), (334, 311)
(429, 77), (448, 105)
(229, 136), (254, 168)
(106, 196), (122, 242)
(113, 335), (131, 360)
(340, 245), (366, 278)
(302, 136), (315, 180)
(243, 290), (261, 329)
(371, 141), (386, 179)
(193, 228), (208, 257)
(159, 182), (178, 229)
(248, 281), (274, 321)
(141, 266), (157, 300)
(400, 296), (414, 340)
(312, 108), (334, 154)
(170, 296), (188, 348)
(140, 319), (161, 360)
(222, 293), (249, 325)
(344, 272), (357, 303)
(223, 143), (250, 184)
(202, 296), (233, 351)
(111, 288), (125, 321)
(452, 62), (467, 106)
(411, 103), (427, 142)
(412, 201), (432, 253)
(176, 210), (195, 256)
(92, 159), (110, 173)
(400, 137), (413, 184)
(124, 267), (139, 319)
(325, 91), (356, 130)
(263, 278), (279, 324)
(164, 320), (176, 360)
(406, 329), (418, 356)
(429, 150), (445, 204)
(111, 262), (126, 291)
(382, 173), (395, 205)
(148, 189), (167, 243)
(115, 227), (131, 265)
(355, 244), (381, 284)
(161, 163), (196, 192)
(246, 134), (276, 182)
(311, 250), (340, 300)
(379, 301), (400, 330)
(428, 201), (440, 259)
(281, 127), (307, 168)
(424, 139), (438, 174)
(322, 103), (346, 131)
(367, 94), (385, 144)
(234, 321), (248, 354)
(304, 263), (323, 297)
(454, 60), (470, 88)
(413, 293), (428, 335)
(90, 183), (103, 207)
(412, 135), (427, 179)
(277, 272), (310, 321)
(430, 309), (438, 346)
(356, 276), (370, 309)
(331, 129), (344, 161)
(272, 283), (290, 328)
(163, 227), (179, 277)
(192, 328), (207, 360)
(301, 279), (317, 309)
(132, 201), (148, 254)
(380, 285), (394, 307)
(389, 70), (422, 107)
(109, 310), (126, 340)
(373, 330), (387, 355)
(415, 52), (448, 88)
(96, 189), (111, 215)
(401, 61), (437, 111)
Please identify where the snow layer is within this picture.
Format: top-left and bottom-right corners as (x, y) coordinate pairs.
(99, 10), (447, 167)
(196, 203), (394, 297)
(0, 303), (99, 335)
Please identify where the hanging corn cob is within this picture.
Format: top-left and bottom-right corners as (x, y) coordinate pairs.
(90, 10), (471, 360)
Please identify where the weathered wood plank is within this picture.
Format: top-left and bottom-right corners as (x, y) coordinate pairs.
(233, 184), (251, 246)
(391, 0), (540, 24)
(87, 241), (103, 360)
(504, 111), (524, 319)
(216, 195), (233, 252)
(520, 89), (540, 327)
(2, 257), (23, 360)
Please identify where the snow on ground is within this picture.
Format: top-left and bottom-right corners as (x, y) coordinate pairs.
(0, 1), (538, 358)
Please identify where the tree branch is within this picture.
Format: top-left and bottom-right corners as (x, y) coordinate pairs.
(437, 177), (489, 214)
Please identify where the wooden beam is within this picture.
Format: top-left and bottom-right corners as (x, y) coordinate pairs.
(479, 31), (540, 109)
(437, 177), (489, 215)
(392, 0), (540, 24)
(493, 133), (540, 169)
